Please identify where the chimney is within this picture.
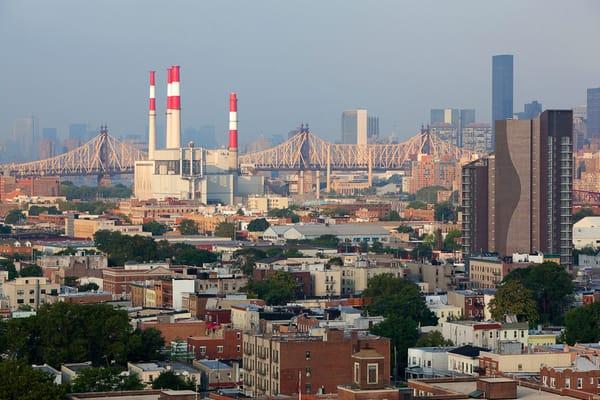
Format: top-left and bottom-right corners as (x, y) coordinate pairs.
(166, 67), (173, 148)
(148, 71), (156, 160)
(170, 65), (181, 149)
(229, 92), (238, 171)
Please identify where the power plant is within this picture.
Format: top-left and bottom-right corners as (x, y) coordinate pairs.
(134, 66), (263, 204)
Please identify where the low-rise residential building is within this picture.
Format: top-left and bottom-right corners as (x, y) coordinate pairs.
(447, 290), (488, 320)
(128, 361), (201, 387)
(3, 277), (60, 310)
(66, 216), (150, 239)
(247, 195), (290, 213)
(447, 345), (487, 376)
(428, 303), (462, 324)
(242, 329), (391, 397)
(573, 217), (600, 249)
(262, 223), (390, 244)
(187, 328), (243, 360)
(440, 320), (528, 352)
(194, 359), (236, 390)
(468, 256), (530, 289)
(102, 267), (174, 297)
(406, 347), (458, 379)
(540, 356), (600, 395)
(479, 350), (572, 375)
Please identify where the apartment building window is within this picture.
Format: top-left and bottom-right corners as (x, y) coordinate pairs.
(305, 351), (311, 360)
(590, 377), (594, 385)
(16, 290), (24, 295)
(199, 346), (206, 355)
(306, 367), (311, 377)
(305, 384), (312, 394)
(354, 363), (360, 384)
(236, 345), (241, 353)
(577, 378), (583, 389)
(236, 332), (241, 340)
(17, 299), (24, 304)
(565, 378), (570, 389)
(543, 376), (547, 386)
(367, 364), (378, 384)
(217, 346), (224, 353)
(551, 378), (555, 388)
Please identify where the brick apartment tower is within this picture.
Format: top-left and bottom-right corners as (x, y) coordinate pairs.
(461, 110), (573, 268)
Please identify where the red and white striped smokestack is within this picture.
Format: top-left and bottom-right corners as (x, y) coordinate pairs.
(148, 71), (156, 160)
(166, 67), (173, 148)
(229, 92), (238, 150)
(170, 65), (181, 149)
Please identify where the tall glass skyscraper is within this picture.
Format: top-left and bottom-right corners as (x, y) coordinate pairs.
(492, 55), (514, 143)
(587, 88), (600, 138)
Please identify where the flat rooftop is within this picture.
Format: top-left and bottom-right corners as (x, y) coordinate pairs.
(431, 380), (580, 400)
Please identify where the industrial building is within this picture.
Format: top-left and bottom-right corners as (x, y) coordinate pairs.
(134, 67), (263, 204)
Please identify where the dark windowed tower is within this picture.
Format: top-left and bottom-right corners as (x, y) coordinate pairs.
(492, 55), (514, 146)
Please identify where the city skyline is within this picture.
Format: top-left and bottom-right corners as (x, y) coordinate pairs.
(1, 0), (599, 148)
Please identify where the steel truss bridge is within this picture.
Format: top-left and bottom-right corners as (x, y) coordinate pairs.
(1, 126), (146, 179)
(239, 127), (474, 172)
(1, 126), (472, 179)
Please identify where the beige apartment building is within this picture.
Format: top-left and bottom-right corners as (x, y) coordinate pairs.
(3, 277), (60, 310)
(66, 217), (149, 239)
(247, 195), (290, 213)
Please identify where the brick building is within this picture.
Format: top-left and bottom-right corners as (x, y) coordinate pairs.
(140, 319), (207, 343)
(447, 290), (486, 320)
(0, 241), (34, 258)
(468, 256), (530, 289)
(187, 328), (243, 360)
(540, 356), (600, 395)
(102, 267), (174, 297)
(242, 329), (391, 397)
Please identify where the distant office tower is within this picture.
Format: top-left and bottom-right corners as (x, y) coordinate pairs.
(11, 116), (37, 161)
(367, 116), (380, 141)
(42, 128), (58, 142)
(69, 123), (88, 143)
(492, 55), (514, 140)
(461, 110), (573, 268)
(573, 105), (587, 151)
(516, 100), (542, 120)
(587, 88), (600, 138)
(39, 128), (58, 159)
(430, 108), (475, 146)
(341, 109), (368, 145)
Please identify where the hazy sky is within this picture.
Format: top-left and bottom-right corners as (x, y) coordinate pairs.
(1, 0), (599, 146)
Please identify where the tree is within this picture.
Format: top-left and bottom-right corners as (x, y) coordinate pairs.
(78, 282), (99, 292)
(326, 257), (343, 267)
(178, 219), (199, 235)
(434, 202), (456, 222)
(489, 280), (539, 324)
(363, 274), (437, 326)
(415, 331), (454, 347)
(244, 271), (297, 305)
(443, 229), (461, 252)
(573, 208), (594, 224)
(370, 240), (385, 253)
(0, 360), (67, 400)
(19, 265), (42, 277)
(386, 210), (401, 221)
(0, 224), (11, 234)
(152, 370), (196, 390)
(300, 234), (340, 248)
(0, 259), (18, 280)
(415, 186), (447, 203)
(143, 221), (168, 236)
(563, 302), (600, 345)
(396, 225), (414, 234)
(64, 276), (78, 287)
(283, 247), (303, 258)
(248, 218), (270, 232)
(411, 242), (433, 261)
(503, 262), (574, 324)
(406, 200), (427, 210)
(370, 315), (419, 376)
(28, 205), (60, 216)
(127, 328), (165, 362)
(4, 210), (24, 225)
(267, 208), (300, 223)
(215, 222), (235, 239)
(71, 367), (144, 393)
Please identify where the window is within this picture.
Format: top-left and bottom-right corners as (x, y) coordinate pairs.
(518, 364), (522, 371)
(236, 345), (241, 353)
(29, 298), (35, 303)
(41, 289), (46, 294)
(520, 330), (524, 338)
(17, 299), (24, 304)
(489, 332), (493, 338)
(504, 331), (507, 338)
(199, 346), (206, 355)
(551, 378), (555, 388)
(306, 367), (311, 377)
(367, 364), (378, 384)
(305, 351), (311, 360)
(217, 345), (224, 353)
(543, 376), (548, 386)
(305, 384), (311, 394)
(577, 378), (583, 389)
(590, 377), (594, 385)
(236, 332), (241, 340)
(354, 363), (360, 384)
(29, 289), (35, 295)
(565, 378), (570, 389)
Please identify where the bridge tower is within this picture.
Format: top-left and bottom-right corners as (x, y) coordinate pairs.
(96, 125), (112, 187)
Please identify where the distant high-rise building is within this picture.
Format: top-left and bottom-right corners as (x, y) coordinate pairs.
(341, 109), (368, 145)
(587, 88), (600, 138)
(11, 116), (37, 161)
(516, 101), (542, 120)
(42, 128), (58, 142)
(461, 110), (573, 268)
(182, 125), (217, 149)
(462, 123), (493, 153)
(430, 108), (475, 146)
(367, 116), (380, 142)
(69, 123), (88, 143)
(492, 55), (514, 142)
(572, 105), (587, 151)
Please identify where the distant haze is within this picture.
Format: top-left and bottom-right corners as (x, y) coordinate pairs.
(1, 0), (599, 145)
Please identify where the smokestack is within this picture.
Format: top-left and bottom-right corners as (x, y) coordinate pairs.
(170, 65), (181, 149)
(229, 92), (238, 171)
(148, 71), (156, 160)
(166, 67), (173, 148)
(229, 92), (238, 150)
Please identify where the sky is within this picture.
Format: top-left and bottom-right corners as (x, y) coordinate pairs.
(1, 0), (599, 147)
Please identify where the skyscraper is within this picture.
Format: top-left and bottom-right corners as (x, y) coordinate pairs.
(430, 108), (475, 147)
(461, 110), (573, 268)
(11, 116), (37, 161)
(492, 55), (514, 141)
(517, 100), (543, 120)
(69, 123), (88, 144)
(587, 88), (600, 138)
(367, 116), (380, 142)
(341, 109), (368, 145)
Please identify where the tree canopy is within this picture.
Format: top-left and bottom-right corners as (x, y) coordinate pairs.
(215, 222), (235, 239)
(4, 210), (24, 225)
(267, 208), (300, 223)
(489, 280), (539, 324)
(0, 360), (67, 400)
(143, 221), (168, 236)
(0, 302), (164, 368)
(443, 229), (461, 252)
(61, 181), (132, 201)
(573, 208), (595, 224)
(434, 202), (456, 222)
(151, 370), (196, 390)
(19, 265), (42, 277)
(406, 200), (427, 210)
(178, 219), (199, 235)
(415, 331), (454, 347)
(244, 271), (297, 305)
(415, 186), (447, 204)
(248, 218), (270, 232)
(563, 302), (600, 345)
(71, 367), (144, 393)
(503, 262), (573, 324)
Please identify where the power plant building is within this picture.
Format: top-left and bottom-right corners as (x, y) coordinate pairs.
(134, 67), (263, 204)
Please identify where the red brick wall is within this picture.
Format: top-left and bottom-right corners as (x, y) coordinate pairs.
(141, 321), (206, 343)
(188, 329), (243, 360)
(541, 366), (600, 395)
